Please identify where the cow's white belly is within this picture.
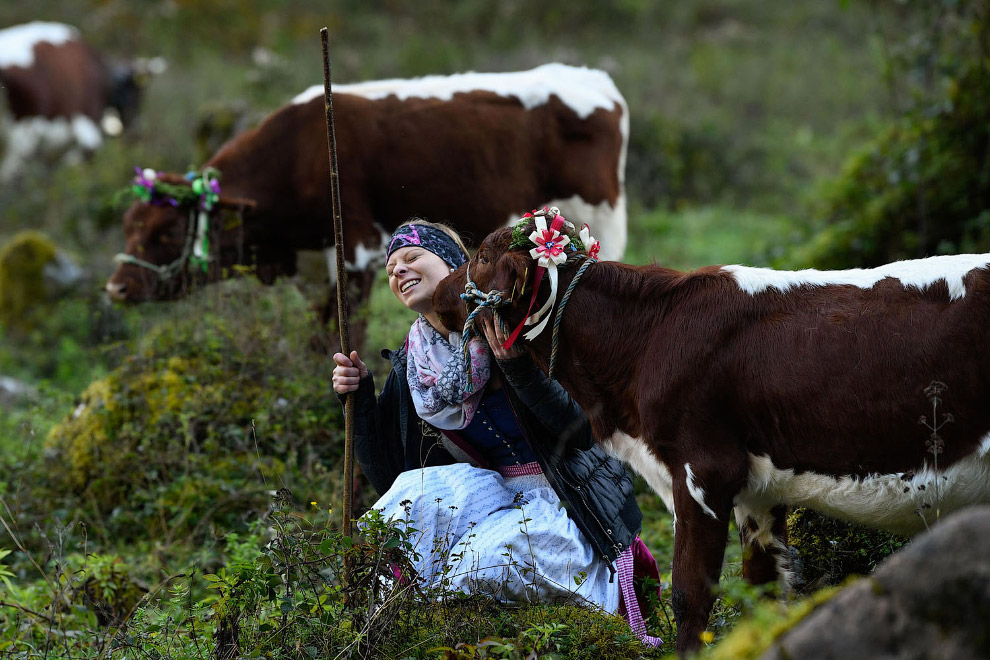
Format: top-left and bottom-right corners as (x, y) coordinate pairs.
(1, 115), (102, 181)
(601, 430), (990, 538)
(602, 431), (674, 516)
(737, 437), (990, 536)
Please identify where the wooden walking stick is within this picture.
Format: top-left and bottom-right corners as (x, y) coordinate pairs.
(320, 28), (355, 553)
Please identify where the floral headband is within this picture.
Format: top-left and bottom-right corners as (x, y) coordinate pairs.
(122, 167), (222, 211)
(501, 207), (602, 348)
(386, 224), (467, 269)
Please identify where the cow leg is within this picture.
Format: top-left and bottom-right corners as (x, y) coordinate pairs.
(670, 466), (739, 655)
(735, 503), (793, 591)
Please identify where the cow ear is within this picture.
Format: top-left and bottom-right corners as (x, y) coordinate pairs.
(434, 263), (468, 333)
(494, 252), (531, 307)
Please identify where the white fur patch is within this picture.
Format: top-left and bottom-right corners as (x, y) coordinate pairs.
(291, 63), (626, 121)
(732, 501), (795, 590)
(601, 431), (675, 518)
(345, 225), (391, 272)
(0, 115), (103, 181)
(539, 194), (627, 262)
(738, 447), (990, 536)
(0, 22), (78, 69)
(685, 463), (719, 519)
(977, 433), (990, 458)
(724, 253), (990, 300)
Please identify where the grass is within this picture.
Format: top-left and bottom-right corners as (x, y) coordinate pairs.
(626, 205), (803, 270)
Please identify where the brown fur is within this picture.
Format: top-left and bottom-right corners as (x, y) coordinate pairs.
(1, 35), (141, 127)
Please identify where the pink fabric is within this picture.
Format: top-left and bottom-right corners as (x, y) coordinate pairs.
(496, 461), (544, 478)
(616, 536), (663, 648)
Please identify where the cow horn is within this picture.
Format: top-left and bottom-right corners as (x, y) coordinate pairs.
(155, 172), (191, 186)
(217, 195), (257, 211)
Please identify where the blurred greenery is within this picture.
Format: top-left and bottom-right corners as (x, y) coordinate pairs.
(2, 0), (988, 657)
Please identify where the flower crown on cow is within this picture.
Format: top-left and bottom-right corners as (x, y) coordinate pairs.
(498, 206), (602, 346)
(118, 166), (222, 211)
(508, 207), (601, 261)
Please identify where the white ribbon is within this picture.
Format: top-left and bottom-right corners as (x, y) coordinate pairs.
(522, 214), (569, 341)
(192, 210), (209, 261)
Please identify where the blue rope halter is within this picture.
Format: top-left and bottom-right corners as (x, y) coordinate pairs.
(458, 261), (508, 392)
(549, 255), (597, 379)
(457, 251), (597, 386)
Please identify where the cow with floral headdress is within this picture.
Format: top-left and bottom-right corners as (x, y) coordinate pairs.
(436, 215), (990, 655)
(106, 63), (629, 349)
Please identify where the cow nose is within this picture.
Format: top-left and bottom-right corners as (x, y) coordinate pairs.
(105, 280), (128, 301)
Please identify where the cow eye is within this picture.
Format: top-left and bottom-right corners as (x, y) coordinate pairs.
(479, 254), (489, 265)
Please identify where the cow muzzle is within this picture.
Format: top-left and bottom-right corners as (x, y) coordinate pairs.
(105, 279), (129, 301)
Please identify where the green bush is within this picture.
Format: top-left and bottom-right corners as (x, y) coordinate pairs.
(787, 508), (908, 590)
(795, 40), (990, 267)
(21, 279), (347, 567)
(0, 231), (57, 331)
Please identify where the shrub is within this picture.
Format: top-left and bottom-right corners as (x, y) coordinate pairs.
(787, 508), (908, 590)
(29, 279), (347, 567)
(0, 231), (57, 331)
(794, 12), (990, 268)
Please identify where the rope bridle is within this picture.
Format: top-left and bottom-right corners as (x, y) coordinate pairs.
(548, 254), (597, 378)
(460, 252), (597, 378)
(460, 260), (508, 339)
(112, 206), (207, 281)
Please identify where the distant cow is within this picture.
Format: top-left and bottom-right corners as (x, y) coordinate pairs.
(0, 21), (159, 181)
(434, 217), (990, 654)
(105, 64), (629, 337)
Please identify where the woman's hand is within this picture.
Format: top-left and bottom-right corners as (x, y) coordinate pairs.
(332, 351), (369, 394)
(480, 314), (525, 360)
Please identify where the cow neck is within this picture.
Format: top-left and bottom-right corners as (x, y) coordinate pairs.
(528, 259), (637, 436)
(548, 255), (597, 378)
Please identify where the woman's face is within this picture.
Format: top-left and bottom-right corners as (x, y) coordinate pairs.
(385, 246), (454, 315)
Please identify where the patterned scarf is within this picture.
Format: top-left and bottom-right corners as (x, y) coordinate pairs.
(406, 315), (491, 430)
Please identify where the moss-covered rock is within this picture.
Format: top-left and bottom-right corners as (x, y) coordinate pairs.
(0, 231), (57, 330)
(701, 586), (841, 660)
(787, 508), (908, 590)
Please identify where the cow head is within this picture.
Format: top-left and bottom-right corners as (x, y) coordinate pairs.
(106, 170), (256, 302)
(435, 212), (597, 343)
(103, 57), (167, 135)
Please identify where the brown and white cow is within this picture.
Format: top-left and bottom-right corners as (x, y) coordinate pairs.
(434, 219), (990, 654)
(105, 64), (629, 336)
(0, 21), (157, 181)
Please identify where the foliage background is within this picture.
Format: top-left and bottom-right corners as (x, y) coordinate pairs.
(1, 1), (986, 657)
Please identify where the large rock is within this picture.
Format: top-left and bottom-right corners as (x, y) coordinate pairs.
(760, 505), (990, 660)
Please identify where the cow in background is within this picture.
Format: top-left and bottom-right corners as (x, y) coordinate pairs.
(0, 21), (164, 181)
(105, 63), (629, 346)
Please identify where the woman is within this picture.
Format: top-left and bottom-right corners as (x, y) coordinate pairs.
(332, 219), (660, 645)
